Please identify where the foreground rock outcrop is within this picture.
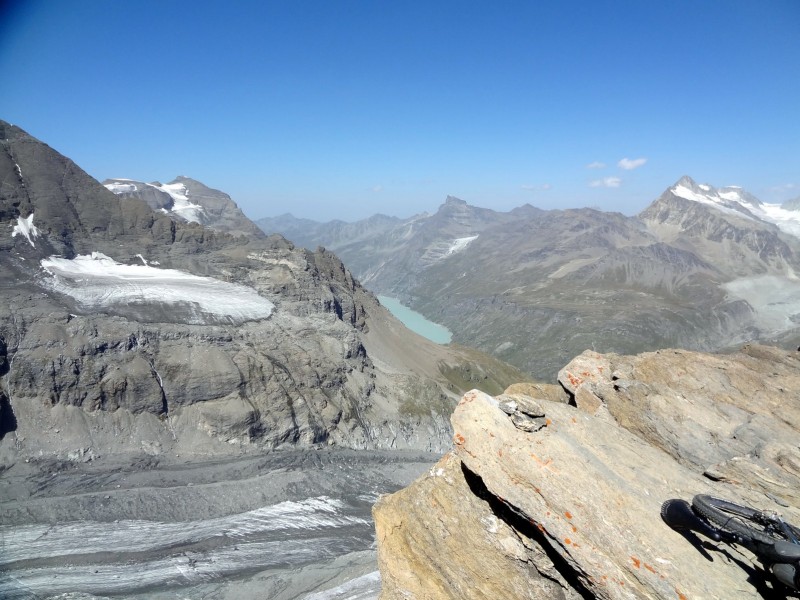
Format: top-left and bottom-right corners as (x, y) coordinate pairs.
(375, 344), (800, 598)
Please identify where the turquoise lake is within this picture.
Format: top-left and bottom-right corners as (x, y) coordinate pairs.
(378, 296), (453, 344)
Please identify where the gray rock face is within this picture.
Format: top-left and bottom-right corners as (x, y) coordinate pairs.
(0, 121), (529, 462)
(375, 344), (800, 599)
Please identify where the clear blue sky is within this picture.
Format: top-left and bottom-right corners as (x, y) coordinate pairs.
(1, 0), (798, 221)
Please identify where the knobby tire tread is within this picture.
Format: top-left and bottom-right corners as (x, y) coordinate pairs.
(692, 494), (783, 547)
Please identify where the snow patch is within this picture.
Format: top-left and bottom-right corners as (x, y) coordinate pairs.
(14, 162), (22, 179)
(11, 213), (39, 247)
(302, 571), (381, 600)
(718, 190), (742, 202)
(104, 181), (138, 193)
(146, 182), (206, 223)
(40, 252), (274, 324)
(445, 235), (478, 256)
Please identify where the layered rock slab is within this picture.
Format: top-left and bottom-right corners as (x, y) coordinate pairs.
(375, 346), (800, 599)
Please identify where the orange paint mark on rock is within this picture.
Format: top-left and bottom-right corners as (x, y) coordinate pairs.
(631, 556), (641, 568)
(676, 590), (688, 600)
(461, 391), (478, 404)
(644, 563), (656, 574)
(545, 418), (552, 427)
(454, 433), (466, 445)
(564, 511), (573, 519)
(564, 538), (572, 545)
(572, 525), (577, 533)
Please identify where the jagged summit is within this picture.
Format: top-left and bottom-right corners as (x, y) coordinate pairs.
(657, 176), (800, 238)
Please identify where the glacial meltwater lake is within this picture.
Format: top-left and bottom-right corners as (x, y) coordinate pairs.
(378, 296), (452, 344)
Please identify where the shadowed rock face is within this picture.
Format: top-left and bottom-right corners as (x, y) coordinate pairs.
(0, 121), (529, 462)
(374, 344), (800, 599)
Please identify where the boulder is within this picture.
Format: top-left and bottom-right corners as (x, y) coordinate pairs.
(375, 345), (800, 599)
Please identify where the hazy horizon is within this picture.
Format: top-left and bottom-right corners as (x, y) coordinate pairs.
(1, 0), (798, 222)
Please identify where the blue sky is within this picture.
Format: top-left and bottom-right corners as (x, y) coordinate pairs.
(1, 1), (798, 222)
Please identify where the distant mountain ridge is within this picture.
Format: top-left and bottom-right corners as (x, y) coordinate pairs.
(258, 177), (800, 379)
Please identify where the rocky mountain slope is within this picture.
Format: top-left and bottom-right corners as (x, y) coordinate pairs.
(259, 179), (800, 380)
(375, 343), (800, 599)
(0, 120), (529, 464)
(104, 175), (264, 238)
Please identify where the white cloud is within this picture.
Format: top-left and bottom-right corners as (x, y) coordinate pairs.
(586, 161), (606, 169)
(618, 157), (647, 170)
(589, 177), (622, 188)
(372, 185), (383, 193)
(521, 183), (552, 192)
(770, 183), (797, 192)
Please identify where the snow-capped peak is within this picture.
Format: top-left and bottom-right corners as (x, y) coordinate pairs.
(145, 181), (206, 223)
(669, 177), (800, 238)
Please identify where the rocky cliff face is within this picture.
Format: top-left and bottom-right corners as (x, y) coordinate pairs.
(374, 344), (800, 599)
(0, 121), (529, 463)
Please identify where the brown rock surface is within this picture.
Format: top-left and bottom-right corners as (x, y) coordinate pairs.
(375, 345), (800, 599)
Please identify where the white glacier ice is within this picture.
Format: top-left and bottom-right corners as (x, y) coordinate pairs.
(40, 252), (274, 324)
(104, 181), (138, 193)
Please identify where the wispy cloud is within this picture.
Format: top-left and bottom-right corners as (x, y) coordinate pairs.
(521, 183), (552, 192)
(372, 185), (383, 193)
(586, 161), (606, 169)
(589, 177), (622, 188)
(769, 183), (797, 193)
(618, 157), (647, 170)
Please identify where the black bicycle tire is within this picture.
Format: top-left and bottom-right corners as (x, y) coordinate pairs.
(692, 495), (787, 547)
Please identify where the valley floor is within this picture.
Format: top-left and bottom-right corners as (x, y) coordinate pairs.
(0, 449), (435, 599)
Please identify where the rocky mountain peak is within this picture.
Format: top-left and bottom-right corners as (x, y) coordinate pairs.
(104, 174), (263, 238)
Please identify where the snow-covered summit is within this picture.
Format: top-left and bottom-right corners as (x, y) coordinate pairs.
(103, 178), (207, 224)
(145, 181), (206, 223)
(669, 176), (800, 238)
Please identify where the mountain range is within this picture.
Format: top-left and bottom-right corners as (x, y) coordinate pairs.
(0, 121), (527, 463)
(258, 178), (800, 379)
